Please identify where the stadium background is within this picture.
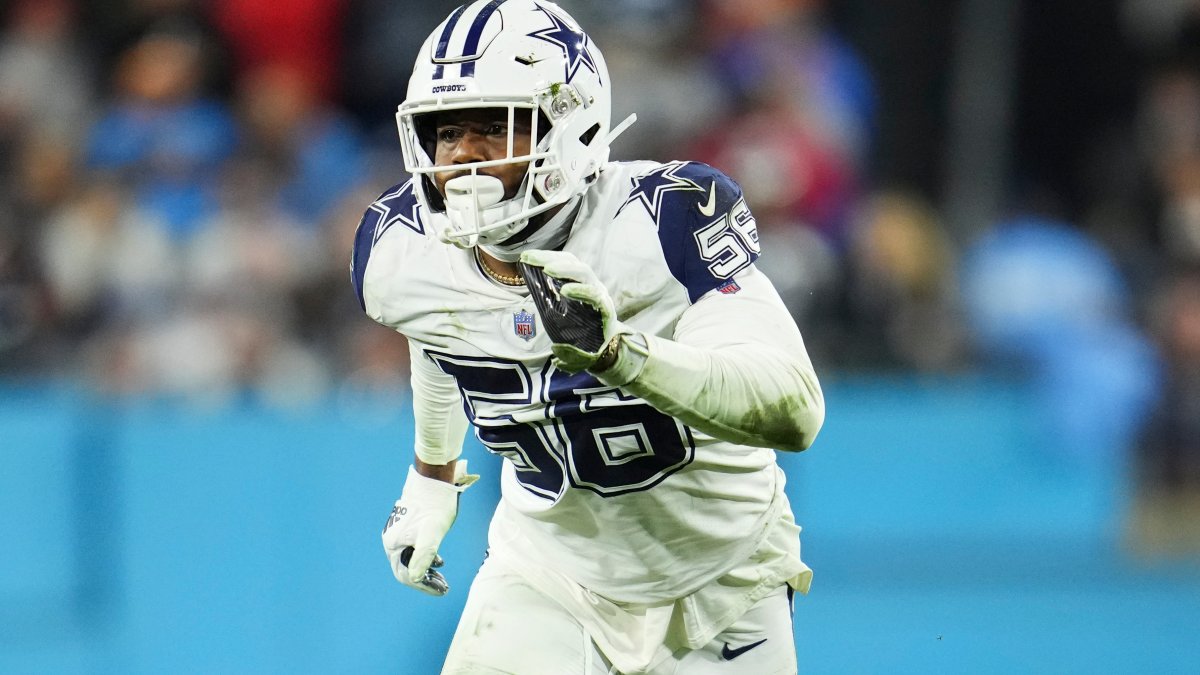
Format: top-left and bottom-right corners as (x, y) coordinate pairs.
(2, 0), (1199, 672)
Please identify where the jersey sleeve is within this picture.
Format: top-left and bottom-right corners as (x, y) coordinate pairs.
(409, 339), (470, 465)
(648, 162), (762, 303)
(596, 266), (824, 452)
(350, 180), (426, 311)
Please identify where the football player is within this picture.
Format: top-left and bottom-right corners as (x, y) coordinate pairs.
(353, 1), (826, 672)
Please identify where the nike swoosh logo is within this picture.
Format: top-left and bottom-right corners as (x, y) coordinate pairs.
(721, 638), (767, 661)
(698, 181), (717, 217)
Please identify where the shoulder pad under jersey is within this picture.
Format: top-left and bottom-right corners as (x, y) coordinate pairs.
(617, 161), (761, 303)
(350, 180), (426, 310)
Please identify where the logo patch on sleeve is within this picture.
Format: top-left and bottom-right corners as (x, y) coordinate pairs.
(716, 279), (741, 294)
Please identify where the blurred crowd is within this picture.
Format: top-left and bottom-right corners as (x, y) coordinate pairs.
(0, 0), (1199, 546)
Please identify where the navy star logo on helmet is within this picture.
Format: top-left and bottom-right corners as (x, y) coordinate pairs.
(527, 5), (601, 84)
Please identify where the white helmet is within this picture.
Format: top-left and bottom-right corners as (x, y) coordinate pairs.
(396, 0), (634, 256)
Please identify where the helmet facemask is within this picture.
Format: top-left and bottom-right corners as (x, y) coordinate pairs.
(397, 84), (599, 253)
(397, 0), (636, 258)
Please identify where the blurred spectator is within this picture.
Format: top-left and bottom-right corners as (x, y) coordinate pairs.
(210, 0), (347, 103)
(960, 217), (1161, 462)
(234, 63), (368, 229)
(1127, 270), (1200, 558)
(684, 1), (872, 371)
(41, 163), (337, 405)
(573, 0), (722, 163)
(77, 0), (231, 91)
(85, 17), (237, 238)
(843, 190), (967, 371)
(340, 0), (461, 132)
(292, 183), (388, 360)
(0, 0), (93, 146)
(184, 158), (319, 301)
(1137, 65), (1200, 265)
(701, 0), (876, 170)
(1148, 273), (1200, 466)
(0, 0), (96, 374)
(88, 299), (331, 407)
(38, 177), (176, 347)
(0, 207), (46, 373)
(752, 215), (840, 360)
(689, 96), (856, 238)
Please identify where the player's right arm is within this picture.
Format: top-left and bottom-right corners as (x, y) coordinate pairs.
(351, 185), (477, 596)
(379, 342), (477, 596)
(408, 338), (470, 469)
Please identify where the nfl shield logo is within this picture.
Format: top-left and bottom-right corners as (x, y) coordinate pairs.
(513, 309), (536, 341)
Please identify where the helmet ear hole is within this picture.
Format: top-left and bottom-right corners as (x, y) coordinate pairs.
(579, 123), (600, 146)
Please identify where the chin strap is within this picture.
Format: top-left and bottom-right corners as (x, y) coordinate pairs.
(481, 194), (582, 262)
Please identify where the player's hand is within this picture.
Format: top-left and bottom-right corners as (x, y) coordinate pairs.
(519, 249), (634, 373)
(382, 461), (478, 596)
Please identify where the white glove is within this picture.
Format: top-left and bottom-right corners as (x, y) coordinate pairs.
(518, 249), (635, 373)
(382, 461), (478, 596)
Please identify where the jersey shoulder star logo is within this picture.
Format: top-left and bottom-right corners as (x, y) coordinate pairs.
(368, 181), (424, 242)
(617, 162), (706, 224)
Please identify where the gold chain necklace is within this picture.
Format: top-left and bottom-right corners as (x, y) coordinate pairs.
(475, 248), (525, 286)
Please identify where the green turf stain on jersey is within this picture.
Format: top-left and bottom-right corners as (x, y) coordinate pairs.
(442, 310), (467, 334)
(741, 395), (812, 451)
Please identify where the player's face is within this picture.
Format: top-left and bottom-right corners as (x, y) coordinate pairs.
(431, 108), (533, 201)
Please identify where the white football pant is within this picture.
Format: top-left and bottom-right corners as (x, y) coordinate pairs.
(441, 558), (797, 675)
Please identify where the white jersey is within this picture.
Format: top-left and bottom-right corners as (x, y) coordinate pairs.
(353, 160), (806, 607)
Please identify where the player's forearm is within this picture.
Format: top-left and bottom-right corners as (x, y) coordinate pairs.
(409, 340), (470, 465)
(596, 334), (824, 451)
(415, 457), (459, 482)
(593, 268), (824, 451)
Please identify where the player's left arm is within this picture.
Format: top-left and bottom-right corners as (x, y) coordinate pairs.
(520, 164), (824, 452)
(603, 265), (824, 452)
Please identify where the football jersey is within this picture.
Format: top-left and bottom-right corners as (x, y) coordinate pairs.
(353, 160), (799, 605)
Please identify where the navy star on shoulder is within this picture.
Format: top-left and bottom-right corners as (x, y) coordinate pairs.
(617, 161), (705, 223)
(368, 181), (424, 241)
(624, 162), (762, 303)
(351, 180), (425, 310)
(527, 5), (600, 84)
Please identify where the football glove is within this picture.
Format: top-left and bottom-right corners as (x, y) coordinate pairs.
(518, 249), (634, 373)
(382, 461), (478, 596)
